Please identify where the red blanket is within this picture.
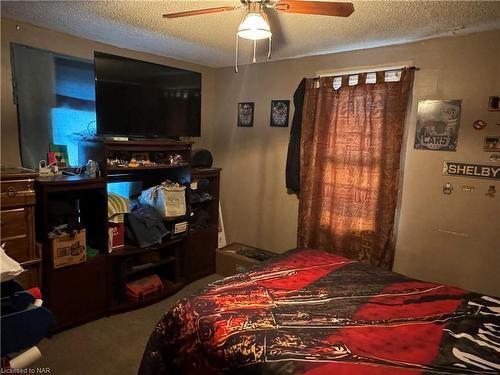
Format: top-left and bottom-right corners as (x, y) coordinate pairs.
(139, 249), (500, 374)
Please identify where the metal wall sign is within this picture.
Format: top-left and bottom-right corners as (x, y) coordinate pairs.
(414, 100), (461, 151)
(442, 161), (500, 180)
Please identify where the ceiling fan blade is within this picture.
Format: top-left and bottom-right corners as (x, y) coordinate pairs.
(274, 1), (354, 17)
(163, 6), (238, 19)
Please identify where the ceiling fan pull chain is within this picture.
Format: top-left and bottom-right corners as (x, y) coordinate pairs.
(268, 36), (272, 59)
(253, 40), (257, 64)
(235, 35), (239, 73)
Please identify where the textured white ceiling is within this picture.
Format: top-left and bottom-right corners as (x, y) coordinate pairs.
(2, 1), (500, 67)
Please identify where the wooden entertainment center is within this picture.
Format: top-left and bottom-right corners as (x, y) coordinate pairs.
(35, 139), (220, 330)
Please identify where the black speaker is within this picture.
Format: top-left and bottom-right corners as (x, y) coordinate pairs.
(191, 149), (213, 168)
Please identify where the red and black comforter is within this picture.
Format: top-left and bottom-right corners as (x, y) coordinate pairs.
(139, 249), (500, 374)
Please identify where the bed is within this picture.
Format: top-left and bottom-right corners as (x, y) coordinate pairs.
(138, 249), (500, 374)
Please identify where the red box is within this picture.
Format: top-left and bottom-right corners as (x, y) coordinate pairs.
(108, 222), (124, 251)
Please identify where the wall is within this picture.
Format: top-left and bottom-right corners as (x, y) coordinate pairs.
(211, 30), (500, 296)
(0, 17), (216, 166)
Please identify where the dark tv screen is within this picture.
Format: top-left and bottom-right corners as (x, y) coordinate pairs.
(94, 52), (201, 137)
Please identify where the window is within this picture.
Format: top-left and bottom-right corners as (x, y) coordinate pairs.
(11, 44), (96, 169)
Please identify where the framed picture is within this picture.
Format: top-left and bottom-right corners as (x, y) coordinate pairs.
(237, 102), (254, 127)
(270, 100), (290, 127)
(488, 96), (500, 111)
(48, 144), (69, 168)
(414, 99), (461, 151)
(484, 136), (500, 152)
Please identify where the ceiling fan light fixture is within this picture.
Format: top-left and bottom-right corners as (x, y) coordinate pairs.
(237, 12), (272, 40)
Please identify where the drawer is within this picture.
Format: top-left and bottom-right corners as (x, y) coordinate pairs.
(16, 264), (41, 289)
(0, 179), (35, 208)
(2, 236), (34, 263)
(0, 178), (35, 194)
(1, 208), (30, 238)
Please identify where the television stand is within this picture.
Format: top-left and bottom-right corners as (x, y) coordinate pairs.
(82, 139), (191, 312)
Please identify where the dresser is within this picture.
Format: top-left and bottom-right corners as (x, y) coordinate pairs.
(0, 167), (40, 289)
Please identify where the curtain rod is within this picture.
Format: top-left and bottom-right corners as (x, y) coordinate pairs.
(316, 65), (419, 78)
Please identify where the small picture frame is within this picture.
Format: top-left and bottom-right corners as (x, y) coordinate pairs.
(48, 144), (69, 168)
(270, 100), (290, 127)
(488, 96), (500, 111)
(237, 102), (254, 127)
(484, 136), (500, 152)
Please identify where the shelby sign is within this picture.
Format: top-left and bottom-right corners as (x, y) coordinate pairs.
(442, 161), (500, 180)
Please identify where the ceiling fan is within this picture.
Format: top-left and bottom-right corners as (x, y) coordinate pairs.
(163, 0), (354, 72)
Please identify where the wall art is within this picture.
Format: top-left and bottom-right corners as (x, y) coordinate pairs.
(237, 102), (254, 127)
(270, 100), (290, 127)
(442, 161), (500, 180)
(442, 183), (453, 195)
(490, 154), (500, 163)
(486, 185), (496, 198)
(462, 185), (475, 192)
(488, 96), (500, 111)
(484, 136), (500, 152)
(473, 119), (487, 130)
(414, 99), (461, 151)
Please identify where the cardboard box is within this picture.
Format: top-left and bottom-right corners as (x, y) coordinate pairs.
(216, 243), (276, 277)
(109, 222), (124, 249)
(50, 229), (87, 269)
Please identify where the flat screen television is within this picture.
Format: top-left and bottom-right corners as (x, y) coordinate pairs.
(94, 52), (201, 138)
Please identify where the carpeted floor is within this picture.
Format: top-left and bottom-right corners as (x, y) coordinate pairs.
(30, 274), (221, 375)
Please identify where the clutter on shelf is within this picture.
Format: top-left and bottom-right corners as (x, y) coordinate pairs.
(139, 180), (187, 218)
(106, 151), (187, 168)
(126, 274), (164, 302)
(107, 193), (130, 251)
(126, 204), (171, 248)
(37, 160), (62, 177)
(48, 225), (87, 269)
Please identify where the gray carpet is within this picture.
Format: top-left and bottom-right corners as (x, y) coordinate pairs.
(31, 274), (222, 375)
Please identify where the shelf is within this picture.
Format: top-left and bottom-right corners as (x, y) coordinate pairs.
(126, 256), (176, 277)
(108, 235), (186, 257)
(109, 280), (186, 314)
(107, 163), (189, 172)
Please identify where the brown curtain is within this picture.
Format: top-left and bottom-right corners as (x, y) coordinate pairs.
(298, 69), (413, 269)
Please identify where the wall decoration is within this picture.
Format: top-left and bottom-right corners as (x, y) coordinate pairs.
(490, 154), (500, 163)
(270, 100), (290, 127)
(486, 185), (496, 198)
(414, 99), (461, 151)
(488, 96), (500, 111)
(48, 144), (69, 168)
(442, 161), (500, 180)
(473, 119), (487, 130)
(237, 102), (254, 127)
(442, 182), (453, 195)
(462, 185), (475, 192)
(484, 136), (500, 152)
